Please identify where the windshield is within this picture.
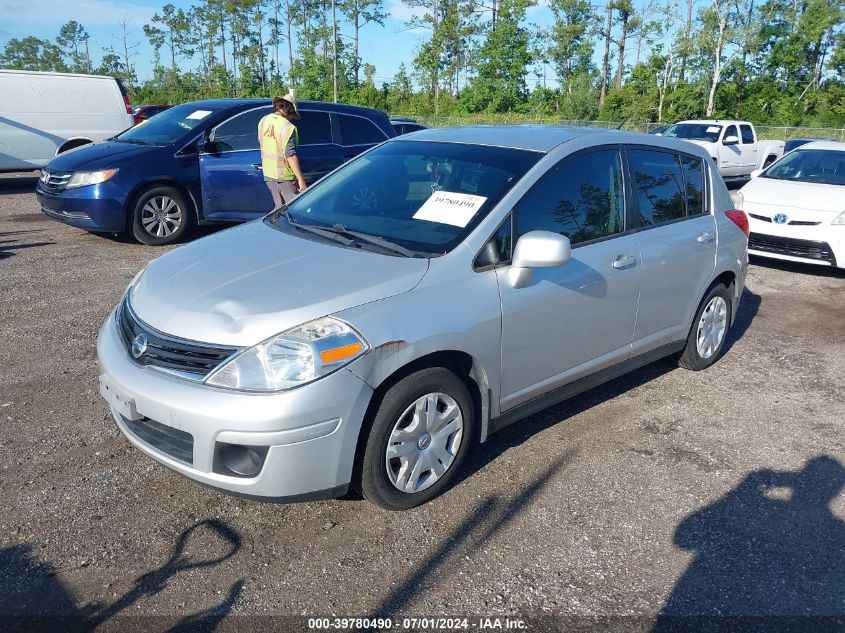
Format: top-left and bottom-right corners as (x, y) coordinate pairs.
(273, 140), (540, 256)
(663, 123), (722, 142)
(763, 149), (845, 186)
(116, 103), (221, 146)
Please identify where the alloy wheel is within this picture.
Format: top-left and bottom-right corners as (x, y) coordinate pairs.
(385, 392), (464, 494)
(141, 195), (183, 238)
(696, 296), (728, 359)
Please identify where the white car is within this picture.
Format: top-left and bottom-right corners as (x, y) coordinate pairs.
(737, 141), (845, 269)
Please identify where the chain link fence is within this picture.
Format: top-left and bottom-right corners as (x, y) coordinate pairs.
(396, 115), (845, 141)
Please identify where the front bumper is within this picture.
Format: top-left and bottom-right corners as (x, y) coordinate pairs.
(746, 212), (843, 268)
(36, 181), (127, 232)
(97, 310), (374, 500)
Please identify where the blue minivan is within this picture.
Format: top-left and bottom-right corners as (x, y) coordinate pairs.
(36, 99), (396, 245)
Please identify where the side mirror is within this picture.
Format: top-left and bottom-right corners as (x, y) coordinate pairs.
(750, 168), (763, 179)
(723, 135), (740, 146)
(508, 230), (571, 289)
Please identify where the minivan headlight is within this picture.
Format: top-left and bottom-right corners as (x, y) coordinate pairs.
(832, 211), (845, 225)
(67, 169), (119, 189)
(204, 317), (368, 392)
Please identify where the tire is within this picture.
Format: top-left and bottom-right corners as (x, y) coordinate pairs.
(678, 284), (732, 371)
(131, 186), (194, 246)
(359, 367), (475, 511)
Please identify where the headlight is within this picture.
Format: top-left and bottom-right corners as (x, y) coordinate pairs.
(66, 169), (119, 189)
(205, 317), (368, 392)
(832, 211), (845, 225)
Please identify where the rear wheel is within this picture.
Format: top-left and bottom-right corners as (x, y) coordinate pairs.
(679, 284), (731, 371)
(131, 186), (193, 246)
(359, 367), (475, 511)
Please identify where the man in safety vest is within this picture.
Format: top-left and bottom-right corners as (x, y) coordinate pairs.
(258, 94), (307, 209)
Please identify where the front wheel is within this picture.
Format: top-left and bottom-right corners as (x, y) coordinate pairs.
(359, 367), (475, 511)
(679, 284), (731, 371)
(131, 186), (193, 246)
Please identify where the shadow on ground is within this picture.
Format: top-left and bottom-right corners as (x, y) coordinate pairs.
(749, 255), (845, 278)
(0, 519), (244, 632)
(653, 455), (845, 632)
(0, 229), (53, 260)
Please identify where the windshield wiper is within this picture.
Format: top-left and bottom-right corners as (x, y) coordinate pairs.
(276, 209), (354, 245)
(326, 224), (417, 257)
(116, 138), (154, 146)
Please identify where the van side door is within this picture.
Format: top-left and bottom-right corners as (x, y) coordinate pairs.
(494, 146), (642, 412)
(198, 107), (341, 220)
(624, 147), (717, 354)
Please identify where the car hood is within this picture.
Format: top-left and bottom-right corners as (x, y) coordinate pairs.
(741, 177), (845, 212)
(129, 220), (429, 346)
(684, 139), (717, 151)
(47, 140), (156, 171)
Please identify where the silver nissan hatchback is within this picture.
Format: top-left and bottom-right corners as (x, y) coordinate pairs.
(97, 126), (749, 510)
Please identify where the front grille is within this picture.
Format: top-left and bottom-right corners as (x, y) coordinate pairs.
(39, 169), (72, 194)
(124, 417), (194, 464)
(748, 212), (820, 226)
(749, 233), (837, 266)
(116, 298), (239, 378)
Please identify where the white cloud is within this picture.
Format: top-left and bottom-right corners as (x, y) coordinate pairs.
(385, 0), (426, 26)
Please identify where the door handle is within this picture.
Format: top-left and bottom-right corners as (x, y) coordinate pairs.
(612, 255), (636, 270)
(697, 231), (715, 244)
(252, 163), (262, 171)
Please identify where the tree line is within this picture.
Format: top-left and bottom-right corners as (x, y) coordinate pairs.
(1, 0), (844, 126)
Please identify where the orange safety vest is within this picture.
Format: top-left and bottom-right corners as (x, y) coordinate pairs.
(258, 114), (298, 181)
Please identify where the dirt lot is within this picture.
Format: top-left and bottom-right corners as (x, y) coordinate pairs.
(1, 172), (843, 631)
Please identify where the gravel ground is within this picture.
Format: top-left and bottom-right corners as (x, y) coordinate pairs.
(1, 172), (843, 632)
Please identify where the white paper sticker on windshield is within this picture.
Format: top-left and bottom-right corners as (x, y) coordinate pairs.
(706, 126), (721, 133)
(186, 110), (212, 120)
(412, 191), (488, 228)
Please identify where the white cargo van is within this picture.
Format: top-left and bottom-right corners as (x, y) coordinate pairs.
(0, 69), (135, 172)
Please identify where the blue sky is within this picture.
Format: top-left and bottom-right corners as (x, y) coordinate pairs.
(0, 0), (677, 88)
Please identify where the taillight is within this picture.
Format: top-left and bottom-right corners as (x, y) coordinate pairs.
(123, 94), (132, 115)
(725, 209), (750, 237)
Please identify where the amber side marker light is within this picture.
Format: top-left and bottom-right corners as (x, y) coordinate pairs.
(320, 342), (364, 365)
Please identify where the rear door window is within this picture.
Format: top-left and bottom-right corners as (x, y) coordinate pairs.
(681, 156), (705, 216)
(740, 125), (755, 144)
(513, 148), (625, 245)
(339, 114), (387, 146)
(213, 107), (270, 152)
(627, 148), (685, 226)
(296, 110), (333, 145)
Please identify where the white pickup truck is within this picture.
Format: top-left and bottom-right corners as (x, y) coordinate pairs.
(660, 120), (784, 182)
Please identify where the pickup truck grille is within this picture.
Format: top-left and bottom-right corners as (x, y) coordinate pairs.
(116, 298), (240, 378)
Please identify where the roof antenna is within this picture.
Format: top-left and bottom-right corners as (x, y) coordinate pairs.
(615, 116), (631, 130)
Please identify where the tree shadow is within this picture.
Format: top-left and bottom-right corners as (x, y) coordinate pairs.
(0, 519), (244, 632)
(365, 453), (575, 621)
(654, 456), (845, 632)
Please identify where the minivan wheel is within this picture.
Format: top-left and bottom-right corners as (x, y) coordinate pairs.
(131, 186), (193, 246)
(359, 367), (475, 511)
(679, 284), (731, 371)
